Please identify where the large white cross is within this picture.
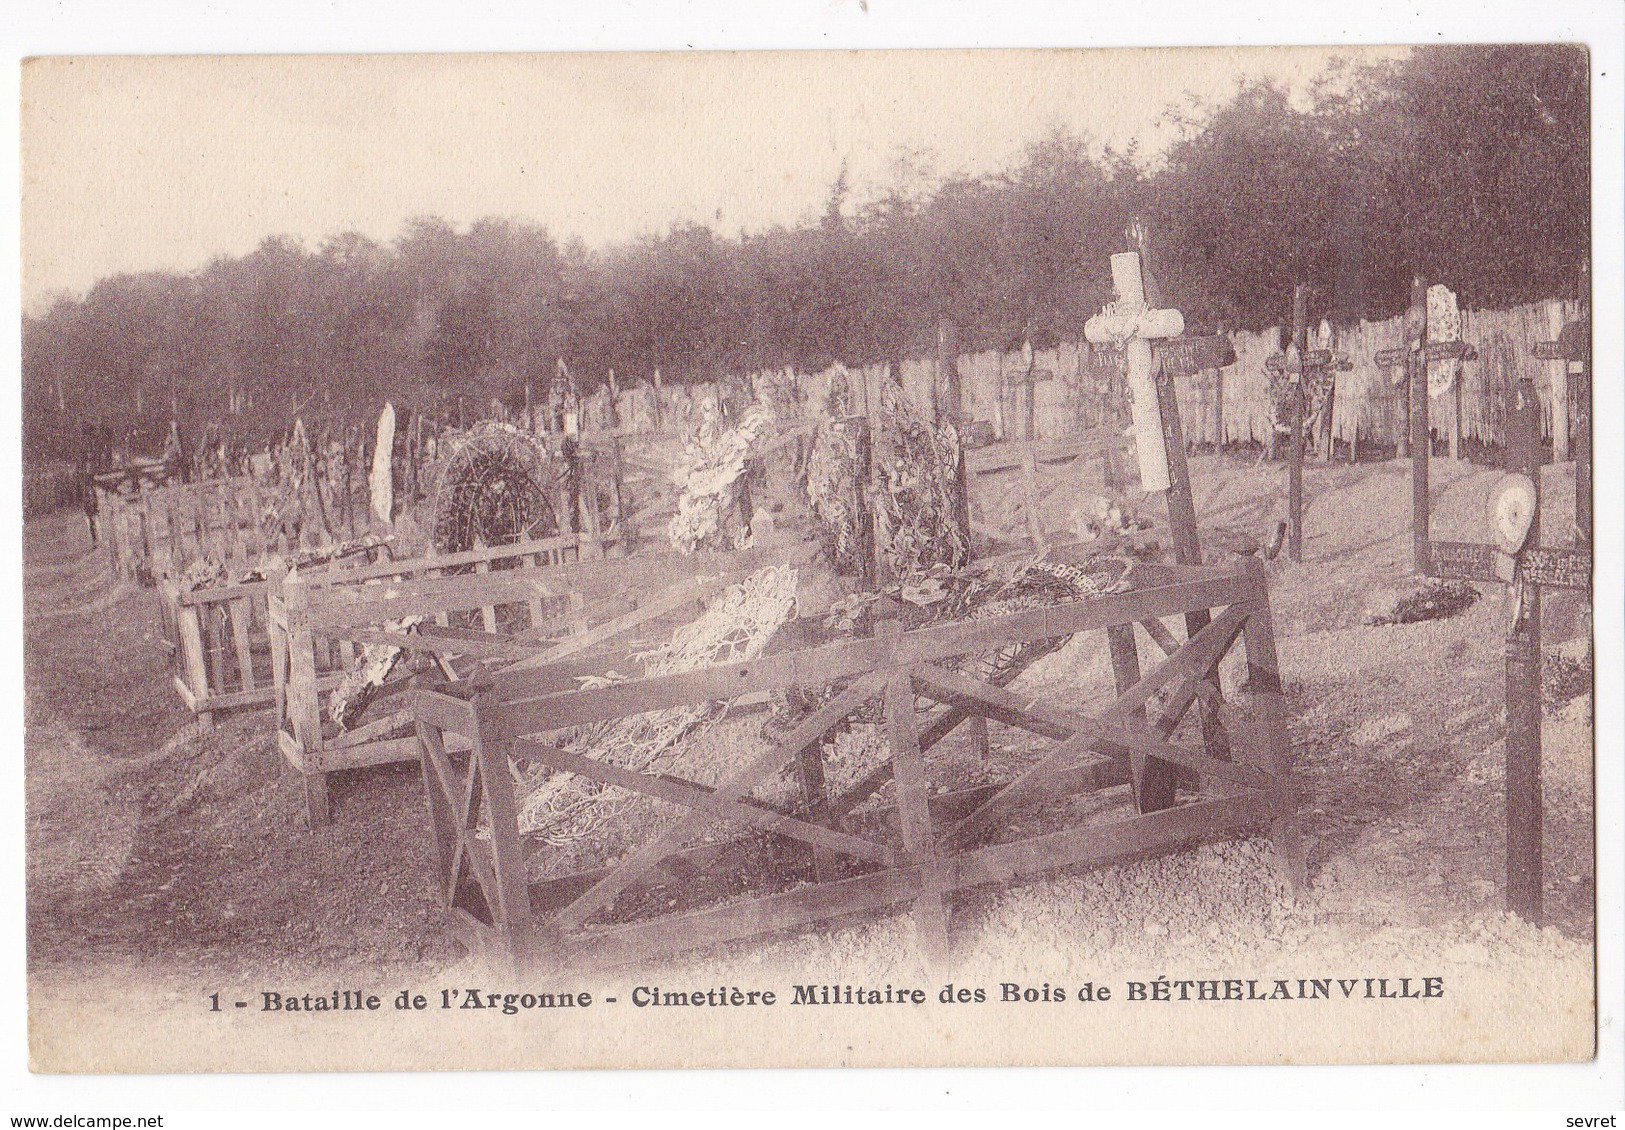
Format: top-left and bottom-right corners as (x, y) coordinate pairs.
(1084, 252), (1184, 493)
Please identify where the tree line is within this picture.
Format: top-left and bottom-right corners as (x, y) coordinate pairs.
(23, 44), (1589, 465)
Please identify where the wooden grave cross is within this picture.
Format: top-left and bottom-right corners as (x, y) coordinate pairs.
(1372, 279), (1478, 572)
(1422, 371), (1590, 926)
(1084, 252), (1186, 494)
(1009, 339), (1055, 442)
(1078, 254), (1235, 567)
(1082, 249), (1236, 791)
(1265, 286), (1354, 562)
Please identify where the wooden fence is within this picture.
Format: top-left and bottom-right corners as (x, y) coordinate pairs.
(157, 548), (382, 723)
(1189, 299), (1585, 451)
(97, 427), (636, 583)
(99, 473), (360, 583)
(407, 552), (1301, 972)
(269, 538), (804, 826)
(595, 296), (1582, 456)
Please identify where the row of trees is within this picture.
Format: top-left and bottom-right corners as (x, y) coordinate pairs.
(24, 44), (1590, 464)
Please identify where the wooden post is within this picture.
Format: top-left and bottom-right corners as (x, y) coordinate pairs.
(853, 417), (877, 589)
(609, 434), (634, 554)
(470, 692), (537, 963)
(268, 584), (290, 725)
(409, 413), (422, 504)
(282, 571), (330, 827)
(1238, 556), (1289, 777)
(1155, 348), (1228, 773)
(177, 599), (213, 730)
(1019, 446), (1045, 551)
(881, 623), (947, 956)
(371, 403), (396, 527)
(1544, 299), (1570, 463)
(203, 593), (227, 697)
(1408, 279), (1431, 573)
(1505, 375), (1543, 924)
(1288, 285), (1307, 563)
(1157, 361), (1202, 566)
(1449, 370), (1463, 463)
(792, 735), (836, 882)
(1394, 335), (1411, 462)
(1022, 341), (1037, 441)
(936, 319), (972, 548)
(992, 354), (1006, 441)
(1108, 622), (1174, 812)
(576, 461), (605, 560)
(1320, 326), (1338, 463)
(475, 552), (497, 634)
(228, 597), (256, 693)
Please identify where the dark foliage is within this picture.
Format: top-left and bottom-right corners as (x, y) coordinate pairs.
(1368, 580), (1482, 626)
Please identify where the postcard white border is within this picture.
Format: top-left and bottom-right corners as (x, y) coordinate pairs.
(3, 0), (1620, 1116)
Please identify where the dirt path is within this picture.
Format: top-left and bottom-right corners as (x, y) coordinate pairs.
(25, 513), (460, 982)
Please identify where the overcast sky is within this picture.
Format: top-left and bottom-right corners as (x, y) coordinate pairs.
(20, 47), (1402, 312)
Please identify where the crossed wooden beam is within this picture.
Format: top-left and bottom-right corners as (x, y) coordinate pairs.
(411, 558), (1301, 971)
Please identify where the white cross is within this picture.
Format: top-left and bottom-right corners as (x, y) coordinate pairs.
(1084, 252), (1185, 493)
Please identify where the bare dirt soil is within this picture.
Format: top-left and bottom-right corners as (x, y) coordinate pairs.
(25, 453), (1595, 996)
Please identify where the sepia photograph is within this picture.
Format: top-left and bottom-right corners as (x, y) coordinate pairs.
(10, 17), (1619, 1104)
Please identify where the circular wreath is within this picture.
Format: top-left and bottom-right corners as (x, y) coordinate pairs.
(428, 423), (565, 554)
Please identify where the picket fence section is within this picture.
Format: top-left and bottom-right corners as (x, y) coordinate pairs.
(599, 297), (1580, 454)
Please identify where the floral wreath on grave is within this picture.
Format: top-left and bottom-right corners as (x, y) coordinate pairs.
(429, 422), (565, 556)
(1266, 321), (1336, 436)
(805, 366), (968, 579)
(666, 396), (776, 554)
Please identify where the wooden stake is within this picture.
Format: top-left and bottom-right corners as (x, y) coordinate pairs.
(1544, 299), (1570, 463)
(282, 572), (329, 826)
(1505, 375), (1543, 924)
(793, 729), (836, 882)
(1020, 446), (1045, 551)
(1288, 285), (1307, 563)
(853, 417), (878, 589)
(1320, 327), (1338, 463)
(1156, 362), (1203, 568)
(884, 644), (948, 956)
(1022, 341), (1037, 441)
(1409, 279), (1431, 573)
(1449, 371), (1462, 462)
(936, 319), (972, 547)
(177, 600), (213, 730)
(1154, 357), (1227, 769)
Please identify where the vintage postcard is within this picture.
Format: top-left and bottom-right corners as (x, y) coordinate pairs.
(18, 44), (1606, 1078)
